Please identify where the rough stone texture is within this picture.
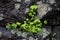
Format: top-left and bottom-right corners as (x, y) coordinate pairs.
(42, 28), (50, 38)
(25, 8), (30, 14)
(0, 14), (3, 20)
(17, 0), (21, 2)
(36, 1), (51, 19)
(16, 31), (22, 36)
(0, 31), (2, 37)
(23, 39), (26, 40)
(42, 0), (55, 4)
(25, 0), (30, 2)
(0, 26), (12, 38)
(48, 0), (55, 4)
(11, 30), (17, 34)
(29, 37), (35, 40)
(53, 26), (60, 40)
(21, 32), (28, 38)
(15, 3), (20, 9)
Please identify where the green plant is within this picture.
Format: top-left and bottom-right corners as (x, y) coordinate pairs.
(6, 5), (47, 34)
(6, 23), (17, 29)
(52, 34), (54, 40)
(30, 5), (38, 10)
(20, 18), (42, 33)
(28, 5), (37, 17)
(6, 22), (21, 30)
(16, 22), (21, 26)
(44, 20), (48, 24)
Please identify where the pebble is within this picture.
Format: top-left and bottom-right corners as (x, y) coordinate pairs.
(0, 31), (2, 37)
(0, 17), (3, 20)
(16, 31), (22, 36)
(11, 30), (17, 34)
(21, 32), (28, 38)
(17, 0), (21, 2)
(29, 37), (35, 40)
(25, 8), (29, 14)
(22, 39), (26, 40)
(25, 0), (30, 2)
(42, 28), (49, 38)
(0, 14), (3, 20)
(15, 3), (20, 9)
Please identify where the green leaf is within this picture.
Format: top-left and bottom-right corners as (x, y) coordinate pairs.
(36, 28), (42, 32)
(30, 5), (38, 9)
(6, 23), (11, 29)
(11, 23), (17, 29)
(29, 12), (32, 16)
(16, 22), (21, 26)
(44, 20), (47, 24)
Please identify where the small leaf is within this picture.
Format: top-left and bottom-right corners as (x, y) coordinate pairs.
(30, 5), (37, 9)
(44, 20), (48, 24)
(11, 23), (17, 29)
(16, 22), (21, 26)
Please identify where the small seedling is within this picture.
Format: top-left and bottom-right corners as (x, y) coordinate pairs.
(6, 5), (48, 34)
(6, 23), (17, 29)
(16, 22), (21, 26)
(44, 20), (48, 24)
(28, 5), (37, 17)
(30, 5), (38, 10)
(52, 34), (54, 40)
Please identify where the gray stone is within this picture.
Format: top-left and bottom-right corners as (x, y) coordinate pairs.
(15, 3), (20, 9)
(25, 8), (29, 14)
(21, 32), (28, 38)
(25, 0), (30, 2)
(42, 0), (55, 4)
(22, 39), (26, 40)
(0, 31), (2, 37)
(16, 31), (22, 36)
(29, 37), (35, 40)
(3, 31), (12, 38)
(0, 14), (3, 20)
(0, 27), (12, 38)
(42, 28), (50, 38)
(11, 30), (17, 34)
(17, 0), (21, 2)
(0, 17), (3, 20)
(47, 0), (55, 4)
(36, 38), (38, 40)
(36, 1), (50, 19)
